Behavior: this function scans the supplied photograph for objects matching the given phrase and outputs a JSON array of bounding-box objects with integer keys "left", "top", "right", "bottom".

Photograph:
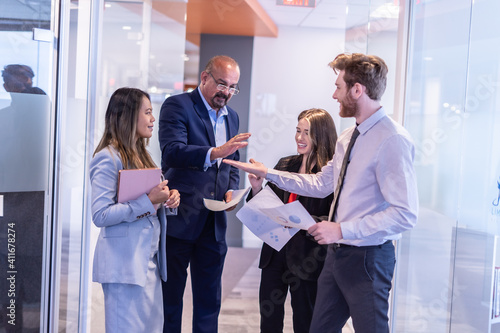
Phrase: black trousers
[
  {"left": 259, "top": 248, "right": 318, "bottom": 333},
  {"left": 310, "top": 241, "right": 396, "bottom": 333}
]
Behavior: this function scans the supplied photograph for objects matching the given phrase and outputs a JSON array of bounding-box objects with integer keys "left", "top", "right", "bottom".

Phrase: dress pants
[
  {"left": 162, "top": 216, "right": 228, "bottom": 333},
  {"left": 310, "top": 241, "right": 395, "bottom": 333},
  {"left": 259, "top": 248, "right": 318, "bottom": 333}
]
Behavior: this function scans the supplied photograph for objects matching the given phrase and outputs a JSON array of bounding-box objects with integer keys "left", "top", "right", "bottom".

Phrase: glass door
[
  {"left": 87, "top": 1, "right": 187, "bottom": 330},
  {"left": 0, "top": 0, "right": 54, "bottom": 331}
]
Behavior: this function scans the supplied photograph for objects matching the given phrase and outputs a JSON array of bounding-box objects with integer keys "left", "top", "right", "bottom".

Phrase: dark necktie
[{"left": 328, "top": 127, "right": 360, "bottom": 221}]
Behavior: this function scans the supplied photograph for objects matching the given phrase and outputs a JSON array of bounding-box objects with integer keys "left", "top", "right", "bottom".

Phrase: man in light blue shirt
[
  {"left": 201, "top": 86, "right": 228, "bottom": 169},
  {"left": 159, "top": 55, "right": 251, "bottom": 333},
  {"left": 224, "top": 53, "right": 418, "bottom": 333}
]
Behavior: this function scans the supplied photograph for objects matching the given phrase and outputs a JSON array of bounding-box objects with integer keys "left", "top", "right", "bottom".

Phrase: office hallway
[
  {"left": 90, "top": 247, "right": 354, "bottom": 332},
  {"left": 215, "top": 247, "right": 353, "bottom": 333}
]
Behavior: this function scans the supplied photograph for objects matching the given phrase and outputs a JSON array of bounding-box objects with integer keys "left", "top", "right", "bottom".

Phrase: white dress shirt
[{"left": 266, "top": 107, "right": 418, "bottom": 246}]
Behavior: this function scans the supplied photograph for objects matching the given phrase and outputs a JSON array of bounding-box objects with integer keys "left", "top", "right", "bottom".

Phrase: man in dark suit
[{"left": 159, "top": 55, "right": 250, "bottom": 333}]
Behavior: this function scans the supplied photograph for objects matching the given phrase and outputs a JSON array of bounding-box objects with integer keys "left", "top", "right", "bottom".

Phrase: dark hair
[
  {"left": 2, "top": 64, "right": 35, "bottom": 93},
  {"left": 298, "top": 108, "right": 337, "bottom": 174},
  {"left": 328, "top": 53, "right": 388, "bottom": 101},
  {"left": 93, "top": 87, "right": 155, "bottom": 169}
]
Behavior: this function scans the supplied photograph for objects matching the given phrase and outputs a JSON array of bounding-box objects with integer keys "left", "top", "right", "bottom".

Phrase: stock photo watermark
[{"left": 4, "top": 222, "right": 18, "bottom": 326}]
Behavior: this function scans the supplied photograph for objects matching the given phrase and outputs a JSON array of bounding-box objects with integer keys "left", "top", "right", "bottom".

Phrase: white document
[
  {"left": 203, "top": 187, "right": 251, "bottom": 211},
  {"left": 260, "top": 200, "right": 317, "bottom": 230},
  {"left": 236, "top": 187, "right": 301, "bottom": 251}
]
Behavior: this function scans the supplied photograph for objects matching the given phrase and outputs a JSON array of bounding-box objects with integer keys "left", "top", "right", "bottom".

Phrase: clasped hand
[{"left": 148, "top": 180, "right": 181, "bottom": 209}]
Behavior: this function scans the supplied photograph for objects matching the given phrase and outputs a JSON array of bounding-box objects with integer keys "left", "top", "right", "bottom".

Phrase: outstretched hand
[
  {"left": 222, "top": 158, "right": 268, "bottom": 179},
  {"left": 210, "top": 133, "right": 251, "bottom": 160}
]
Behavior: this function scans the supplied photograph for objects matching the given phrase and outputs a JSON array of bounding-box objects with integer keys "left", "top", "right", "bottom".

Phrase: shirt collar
[
  {"left": 197, "top": 86, "right": 228, "bottom": 119},
  {"left": 357, "top": 106, "right": 386, "bottom": 135}
]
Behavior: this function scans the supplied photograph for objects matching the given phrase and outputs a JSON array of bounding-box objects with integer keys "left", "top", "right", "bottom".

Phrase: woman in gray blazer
[{"left": 89, "top": 87, "right": 179, "bottom": 332}]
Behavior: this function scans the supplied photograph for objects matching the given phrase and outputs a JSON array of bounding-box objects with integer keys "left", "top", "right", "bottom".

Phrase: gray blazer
[{"left": 89, "top": 146, "right": 167, "bottom": 286}]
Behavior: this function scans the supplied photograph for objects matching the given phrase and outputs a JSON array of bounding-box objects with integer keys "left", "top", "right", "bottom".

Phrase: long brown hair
[
  {"left": 93, "top": 87, "right": 156, "bottom": 169},
  {"left": 298, "top": 108, "right": 337, "bottom": 174}
]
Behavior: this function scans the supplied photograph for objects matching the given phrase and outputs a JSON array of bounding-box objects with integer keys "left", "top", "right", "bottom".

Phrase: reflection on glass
[
  {"left": 0, "top": 2, "right": 53, "bottom": 331},
  {"left": 0, "top": 65, "right": 50, "bottom": 333},
  {"left": 343, "top": 0, "right": 399, "bottom": 125},
  {"left": 2, "top": 65, "right": 46, "bottom": 95},
  {"left": 55, "top": 0, "right": 92, "bottom": 331},
  {"left": 449, "top": 0, "right": 500, "bottom": 331},
  {"left": 0, "top": 64, "right": 50, "bottom": 192},
  {"left": 393, "top": 0, "right": 500, "bottom": 332},
  {"left": 99, "top": 0, "right": 186, "bottom": 165},
  {"left": 394, "top": 0, "right": 473, "bottom": 330},
  {"left": 0, "top": 0, "right": 56, "bottom": 326}
]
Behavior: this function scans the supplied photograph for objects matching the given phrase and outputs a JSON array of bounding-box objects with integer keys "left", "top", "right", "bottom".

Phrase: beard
[
  {"left": 339, "top": 93, "right": 359, "bottom": 118},
  {"left": 211, "top": 92, "right": 229, "bottom": 109}
]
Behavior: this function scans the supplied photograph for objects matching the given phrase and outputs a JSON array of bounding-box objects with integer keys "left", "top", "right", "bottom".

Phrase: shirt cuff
[
  {"left": 203, "top": 148, "right": 216, "bottom": 171},
  {"left": 265, "top": 168, "right": 282, "bottom": 184},
  {"left": 339, "top": 222, "right": 353, "bottom": 240}
]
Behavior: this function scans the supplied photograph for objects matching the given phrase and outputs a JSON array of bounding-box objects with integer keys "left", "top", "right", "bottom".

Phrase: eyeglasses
[{"left": 208, "top": 72, "right": 240, "bottom": 95}]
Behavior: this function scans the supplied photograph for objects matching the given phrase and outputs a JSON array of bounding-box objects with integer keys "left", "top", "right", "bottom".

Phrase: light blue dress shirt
[
  {"left": 266, "top": 107, "right": 418, "bottom": 246},
  {"left": 198, "top": 87, "right": 228, "bottom": 170}
]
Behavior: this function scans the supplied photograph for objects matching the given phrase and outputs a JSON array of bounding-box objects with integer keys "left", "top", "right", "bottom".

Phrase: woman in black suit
[{"left": 248, "top": 108, "right": 338, "bottom": 333}]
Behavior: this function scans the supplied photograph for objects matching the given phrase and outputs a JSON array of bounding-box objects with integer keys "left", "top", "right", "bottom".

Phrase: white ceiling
[
  {"left": 96, "top": 0, "right": 400, "bottom": 88},
  {"left": 257, "top": 0, "right": 397, "bottom": 30},
  {"left": 257, "top": 0, "right": 347, "bottom": 29}
]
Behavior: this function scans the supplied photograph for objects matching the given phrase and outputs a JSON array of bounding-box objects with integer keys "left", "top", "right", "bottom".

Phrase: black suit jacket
[{"left": 256, "top": 155, "right": 333, "bottom": 281}]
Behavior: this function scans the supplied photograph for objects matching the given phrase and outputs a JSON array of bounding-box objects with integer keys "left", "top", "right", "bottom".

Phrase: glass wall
[
  {"left": 392, "top": 0, "right": 472, "bottom": 331},
  {"left": 0, "top": 0, "right": 54, "bottom": 332},
  {"left": 47, "top": 0, "right": 187, "bottom": 331},
  {"left": 95, "top": 0, "right": 187, "bottom": 166},
  {"left": 344, "top": 0, "right": 400, "bottom": 124},
  {"left": 391, "top": 0, "right": 500, "bottom": 332},
  {"left": 50, "top": 0, "right": 94, "bottom": 330},
  {"left": 343, "top": 0, "right": 500, "bottom": 331},
  {"left": 450, "top": 0, "right": 500, "bottom": 331},
  {"left": 0, "top": 0, "right": 188, "bottom": 331},
  {"left": 87, "top": 1, "right": 187, "bottom": 331}
]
